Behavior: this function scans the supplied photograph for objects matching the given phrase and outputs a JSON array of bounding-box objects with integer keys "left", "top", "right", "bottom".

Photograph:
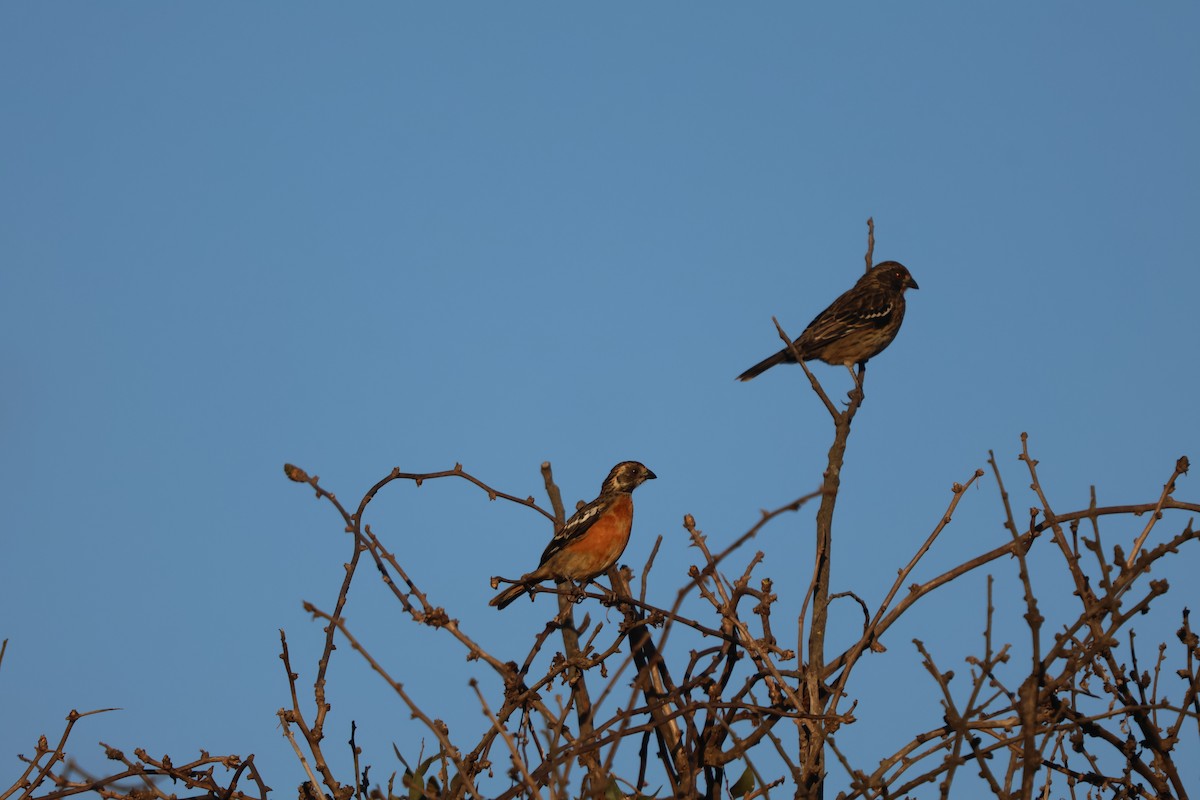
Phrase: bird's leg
[
  {"left": 569, "top": 581, "right": 588, "bottom": 604},
  {"left": 846, "top": 362, "right": 866, "bottom": 404}
]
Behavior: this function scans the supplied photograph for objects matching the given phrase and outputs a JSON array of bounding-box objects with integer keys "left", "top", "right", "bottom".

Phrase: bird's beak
[
  {"left": 907, "top": 276, "right": 920, "bottom": 290},
  {"left": 644, "top": 469, "right": 658, "bottom": 481}
]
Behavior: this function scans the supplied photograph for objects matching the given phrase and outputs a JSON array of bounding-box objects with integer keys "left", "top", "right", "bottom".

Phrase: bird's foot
[
  {"left": 844, "top": 362, "right": 866, "bottom": 405},
  {"left": 597, "top": 583, "right": 622, "bottom": 607}
]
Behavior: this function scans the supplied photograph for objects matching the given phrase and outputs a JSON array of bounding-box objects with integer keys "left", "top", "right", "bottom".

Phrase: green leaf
[
  {"left": 418, "top": 753, "right": 441, "bottom": 775},
  {"left": 406, "top": 773, "right": 423, "bottom": 800},
  {"left": 730, "top": 767, "right": 755, "bottom": 798}
]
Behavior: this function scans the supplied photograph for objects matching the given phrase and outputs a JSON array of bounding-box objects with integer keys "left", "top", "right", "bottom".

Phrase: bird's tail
[
  {"left": 736, "top": 348, "right": 794, "bottom": 381},
  {"left": 489, "top": 582, "right": 529, "bottom": 610}
]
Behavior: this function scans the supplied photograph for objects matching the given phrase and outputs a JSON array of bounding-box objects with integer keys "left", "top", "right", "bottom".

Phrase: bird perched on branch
[
  {"left": 737, "top": 260, "right": 919, "bottom": 382},
  {"left": 490, "top": 461, "right": 656, "bottom": 610}
]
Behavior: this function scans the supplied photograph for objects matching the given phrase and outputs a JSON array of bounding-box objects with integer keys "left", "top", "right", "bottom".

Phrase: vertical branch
[
  {"left": 796, "top": 218, "right": 877, "bottom": 798},
  {"left": 1170, "top": 607, "right": 1200, "bottom": 743},
  {"left": 989, "top": 443, "right": 1046, "bottom": 795},
  {"left": 799, "top": 398, "right": 861, "bottom": 798},
  {"left": 608, "top": 566, "right": 692, "bottom": 796},
  {"left": 540, "top": 461, "right": 566, "bottom": 523},
  {"left": 282, "top": 464, "right": 368, "bottom": 751},
  {"left": 1014, "top": 442, "right": 1050, "bottom": 799},
  {"left": 540, "top": 462, "right": 605, "bottom": 796}
]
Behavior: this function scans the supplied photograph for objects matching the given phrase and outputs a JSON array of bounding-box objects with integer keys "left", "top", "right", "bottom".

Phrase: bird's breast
[{"left": 549, "top": 494, "right": 634, "bottom": 579}]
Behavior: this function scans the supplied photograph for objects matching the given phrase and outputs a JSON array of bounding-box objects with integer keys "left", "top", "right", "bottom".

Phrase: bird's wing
[
  {"left": 537, "top": 494, "right": 613, "bottom": 566},
  {"left": 799, "top": 287, "right": 897, "bottom": 349}
]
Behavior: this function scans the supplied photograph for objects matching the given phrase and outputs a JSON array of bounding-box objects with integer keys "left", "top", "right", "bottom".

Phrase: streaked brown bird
[
  {"left": 737, "top": 260, "right": 919, "bottom": 382},
  {"left": 490, "top": 461, "right": 656, "bottom": 610}
]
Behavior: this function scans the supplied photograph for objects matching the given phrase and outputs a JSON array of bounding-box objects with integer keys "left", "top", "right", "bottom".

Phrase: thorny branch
[
  {"left": 6, "top": 439, "right": 1194, "bottom": 800},
  {"left": 7, "top": 228, "right": 1196, "bottom": 800}
]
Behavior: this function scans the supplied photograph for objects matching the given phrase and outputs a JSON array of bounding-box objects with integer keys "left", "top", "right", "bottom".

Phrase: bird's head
[
  {"left": 870, "top": 261, "right": 919, "bottom": 292},
  {"left": 602, "top": 461, "right": 657, "bottom": 494}
]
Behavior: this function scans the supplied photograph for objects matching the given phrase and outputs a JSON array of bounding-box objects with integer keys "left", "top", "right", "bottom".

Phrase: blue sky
[{"left": 2, "top": 4, "right": 1197, "bottom": 795}]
